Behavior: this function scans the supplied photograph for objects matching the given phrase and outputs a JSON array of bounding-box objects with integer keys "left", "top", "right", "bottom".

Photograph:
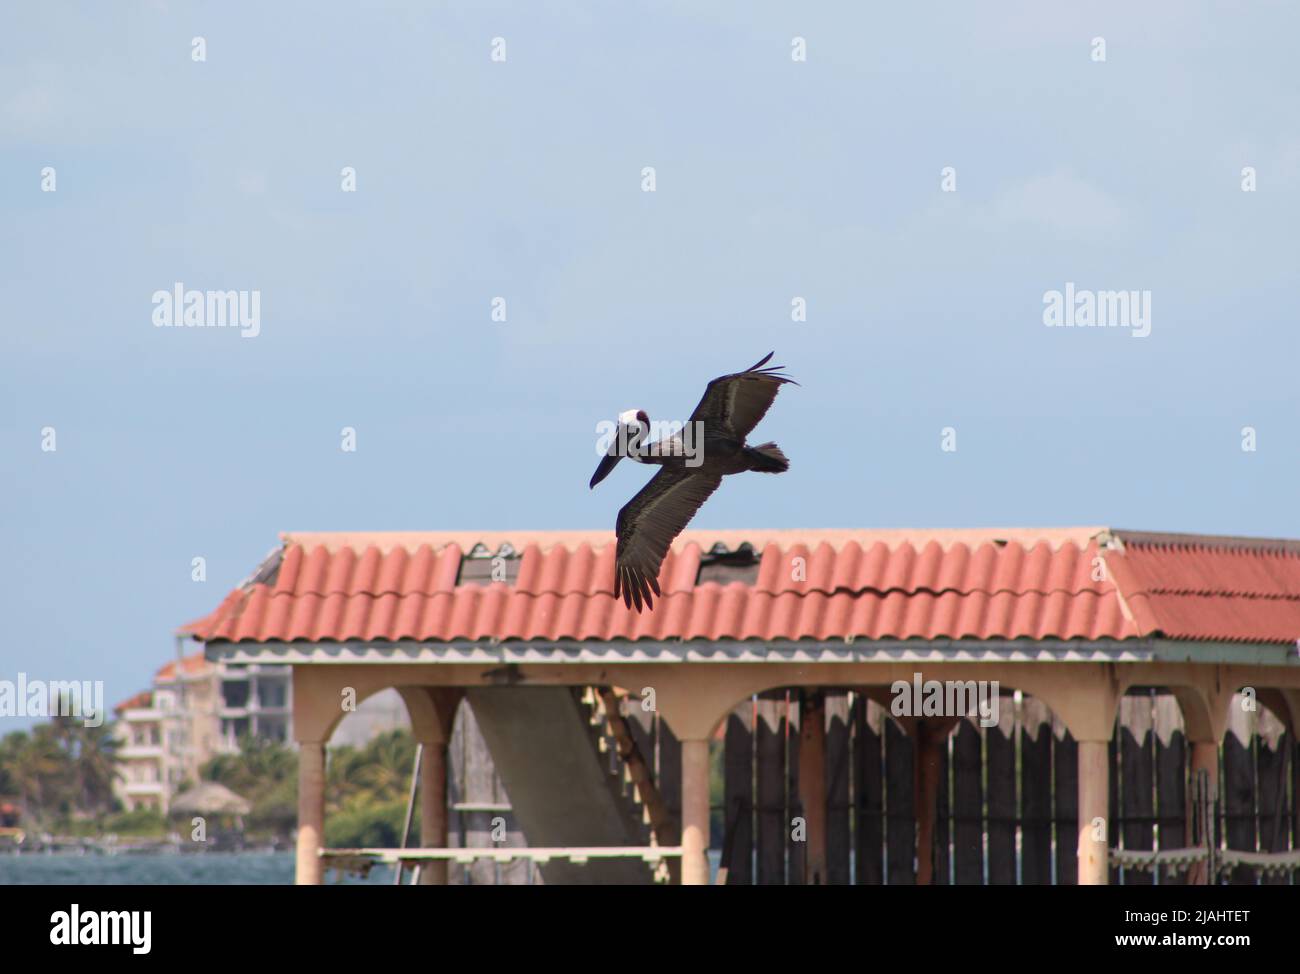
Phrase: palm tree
[
  {"left": 0, "top": 731, "right": 24, "bottom": 795},
  {"left": 6, "top": 727, "right": 67, "bottom": 821},
  {"left": 326, "top": 745, "right": 370, "bottom": 810},
  {"left": 241, "top": 736, "right": 296, "bottom": 786},
  {"left": 201, "top": 736, "right": 296, "bottom": 802},
  {"left": 65, "top": 722, "right": 120, "bottom": 815},
  {"left": 353, "top": 730, "right": 415, "bottom": 802}
]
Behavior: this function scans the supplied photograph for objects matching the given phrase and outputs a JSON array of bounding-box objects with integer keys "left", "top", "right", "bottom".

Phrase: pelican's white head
[
  {"left": 591, "top": 409, "right": 650, "bottom": 489},
  {"left": 618, "top": 408, "right": 650, "bottom": 432}
]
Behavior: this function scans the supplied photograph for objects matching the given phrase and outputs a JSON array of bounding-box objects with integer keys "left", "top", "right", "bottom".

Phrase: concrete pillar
[
  {"left": 295, "top": 741, "right": 326, "bottom": 886},
  {"left": 1187, "top": 740, "right": 1219, "bottom": 884},
  {"left": 915, "top": 722, "right": 944, "bottom": 885},
  {"left": 418, "top": 741, "right": 448, "bottom": 885},
  {"left": 1076, "top": 739, "right": 1109, "bottom": 885},
  {"left": 681, "top": 738, "right": 710, "bottom": 885},
  {"left": 798, "top": 693, "right": 827, "bottom": 884}
]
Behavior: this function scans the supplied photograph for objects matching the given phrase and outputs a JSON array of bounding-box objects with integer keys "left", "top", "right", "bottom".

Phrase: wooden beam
[
  {"left": 915, "top": 717, "right": 957, "bottom": 885},
  {"left": 1153, "top": 695, "right": 1187, "bottom": 886},
  {"left": 595, "top": 688, "right": 676, "bottom": 844},
  {"left": 1021, "top": 698, "right": 1053, "bottom": 885},
  {"left": 756, "top": 693, "right": 784, "bottom": 885},
  {"left": 885, "top": 716, "right": 915, "bottom": 885},
  {"left": 1053, "top": 716, "right": 1078, "bottom": 885},
  {"left": 952, "top": 718, "right": 984, "bottom": 885},
  {"left": 825, "top": 691, "right": 851, "bottom": 884},
  {"left": 855, "top": 697, "right": 883, "bottom": 885},
  {"left": 1119, "top": 694, "right": 1154, "bottom": 885},
  {"left": 798, "top": 691, "right": 827, "bottom": 884},
  {"left": 722, "top": 701, "right": 754, "bottom": 885}
]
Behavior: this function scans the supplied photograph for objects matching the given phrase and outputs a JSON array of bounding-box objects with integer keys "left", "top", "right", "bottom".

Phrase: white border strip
[{"left": 205, "top": 637, "right": 1175, "bottom": 665}]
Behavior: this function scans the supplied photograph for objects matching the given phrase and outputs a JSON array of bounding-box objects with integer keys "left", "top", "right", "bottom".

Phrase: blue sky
[{"left": 1, "top": 1, "right": 1298, "bottom": 719}]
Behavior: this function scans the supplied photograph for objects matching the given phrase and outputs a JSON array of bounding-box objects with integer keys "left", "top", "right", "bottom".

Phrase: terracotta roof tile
[
  {"left": 179, "top": 528, "right": 1300, "bottom": 646},
  {"left": 154, "top": 649, "right": 212, "bottom": 681},
  {"left": 113, "top": 690, "right": 154, "bottom": 714}
]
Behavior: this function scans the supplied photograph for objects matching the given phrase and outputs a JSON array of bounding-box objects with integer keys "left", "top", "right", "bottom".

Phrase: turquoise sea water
[{"left": 0, "top": 851, "right": 388, "bottom": 885}]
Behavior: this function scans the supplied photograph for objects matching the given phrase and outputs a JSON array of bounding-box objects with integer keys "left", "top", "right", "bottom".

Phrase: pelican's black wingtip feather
[
  {"left": 615, "top": 566, "right": 655, "bottom": 614},
  {"left": 740, "top": 352, "right": 797, "bottom": 382},
  {"left": 748, "top": 366, "right": 799, "bottom": 387}
]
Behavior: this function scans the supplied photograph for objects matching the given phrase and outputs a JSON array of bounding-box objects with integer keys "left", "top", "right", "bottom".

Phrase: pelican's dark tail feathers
[{"left": 745, "top": 442, "right": 789, "bottom": 473}]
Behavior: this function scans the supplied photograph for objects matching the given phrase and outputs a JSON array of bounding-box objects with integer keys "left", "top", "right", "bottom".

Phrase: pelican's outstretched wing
[
  {"left": 686, "top": 351, "right": 797, "bottom": 441},
  {"left": 613, "top": 467, "right": 723, "bottom": 612}
]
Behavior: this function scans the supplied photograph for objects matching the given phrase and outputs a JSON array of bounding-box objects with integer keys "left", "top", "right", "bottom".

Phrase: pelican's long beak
[{"left": 589, "top": 451, "right": 622, "bottom": 489}]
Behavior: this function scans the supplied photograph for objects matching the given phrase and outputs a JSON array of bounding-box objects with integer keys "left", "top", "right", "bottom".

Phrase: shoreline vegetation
[{"left": 0, "top": 720, "right": 426, "bottom": 853}]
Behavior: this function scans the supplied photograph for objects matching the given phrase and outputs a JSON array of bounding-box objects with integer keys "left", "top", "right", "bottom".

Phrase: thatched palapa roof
[{"left": 169, "top": 781, "right": 251, "bottom": 817}]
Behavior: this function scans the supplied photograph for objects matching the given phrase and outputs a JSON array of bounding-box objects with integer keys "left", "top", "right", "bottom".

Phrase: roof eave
[{"left": 204, "top": 636, "right": 1180, "bottom": 666}]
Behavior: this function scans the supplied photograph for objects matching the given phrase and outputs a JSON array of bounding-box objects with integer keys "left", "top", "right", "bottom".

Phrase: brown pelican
[{"left": 589, "top": 351, "right": 796, "bottom": 612}]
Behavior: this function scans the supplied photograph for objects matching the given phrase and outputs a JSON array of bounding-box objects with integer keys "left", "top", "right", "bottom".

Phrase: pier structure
[{"left": 182, "top": 528, "right": 1300, "bottom": 886}]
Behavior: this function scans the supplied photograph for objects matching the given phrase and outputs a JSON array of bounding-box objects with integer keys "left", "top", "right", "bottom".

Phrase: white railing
[{"left": 321, "top": 845, "right": 681, "bottom": 866}]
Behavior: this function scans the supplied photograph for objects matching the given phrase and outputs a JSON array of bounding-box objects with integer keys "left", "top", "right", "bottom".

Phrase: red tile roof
[
  {"left": 114, "top": 652, "right": 212, "bottom": 717},
  {"left": 1104, "top": 531, "right": 1300, "bottom": 643},
  {"left": 113, "top": 690, "right": 154, "bottom": 714},
  {"left": 179, "top": 528, "right": 1300, "bottom": 646},
  {"left": 154, "top": 649, "right": 212, "bottom": 682}
]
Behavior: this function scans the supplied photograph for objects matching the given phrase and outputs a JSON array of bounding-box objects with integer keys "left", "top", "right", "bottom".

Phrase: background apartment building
[
  {"left": 113, "top": 651, "right": 218, "bottom": 813},
  {"left": 114, "top": 648, "right": 405, "bottom": 812}
]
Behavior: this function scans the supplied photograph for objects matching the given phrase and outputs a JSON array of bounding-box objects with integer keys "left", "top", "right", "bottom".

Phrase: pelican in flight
[{"left": 589, "top": 351, "right": 796, "bottom": 612}]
